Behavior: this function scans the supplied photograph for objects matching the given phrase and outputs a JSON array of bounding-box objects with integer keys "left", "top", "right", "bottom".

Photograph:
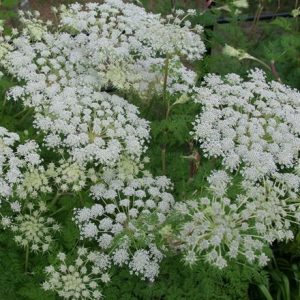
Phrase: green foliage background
[{"left": 0, "top": 0, "right": 299, "bottom": 299}]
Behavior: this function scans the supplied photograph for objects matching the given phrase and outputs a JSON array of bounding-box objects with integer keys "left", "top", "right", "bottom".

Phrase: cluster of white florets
[
  {"left": 46, "top": 158, "right": 98, "bottom": 193},
  {"left": 19, "top": 10, "right": 50, "bottom": 41},
  {"left": 2, "top": 0, "right": 205, "bottom": 120},
  {"left": 74, "top": 172, "right": 174, "bottom": 280},
  {"left": 57, "top": 0, "right": 205, "bottom": 60},
  {"left": 3, "top": 1, "right": 300, "bottom": 299},
  {"left": 0, "top": 126, "right": 41, "bottom": 200},
  {"left": 0, "top": 33, "right": 13, "bottom": 62},
  {"left": 1, "top": 201, "right": 60, "bottom": 252},
  {"left": 175, "top": 171, "right": 268, "bottom": 268},
  {"left": 42, "top": 247, "right": 110, "bottom": 299},
  {"left": 175, "top": 170, "right": 300, "bottom": 269},
  {"left": 129, "top": 56, "right": 198, "bottom": 99},
  {"left": 107, "top": 240, "right": 164, "bottom": 281},
  {"left": 15, "top": 165, "right": 50, "bottom": 199},
  {"left": 15, "top": 157, "right": 98, "bottom": 199},
  {"left": 0, "top": 2, "right": 198, "bottom": 290},
  {"left": 74, "top": 173, "right": 174, "bottom": 247},
  {"left": 193, "top": 69, "right": 300, "bottom": 181},
  {"left": 242, "top": 173, "right": 300, "bottom": 242},
  {"left": 32, "top": 90, "right": 150, "bottom": 165},
  {"left": 128, "top": 244, "right": 164, "bottom": 281},
  {"left": 189, "top": 70, "right": 300, "bottom": 269},
  {"left": 8, "top": 83, "right": 150, "bottom": 165}
]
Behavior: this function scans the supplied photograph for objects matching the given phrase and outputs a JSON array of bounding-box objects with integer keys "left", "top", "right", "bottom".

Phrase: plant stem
[
  {"left": 188, "top": 142, "right": 201, "bottom": 179},
  {"left": 252, "top": 57, "right": 272, "bottom": 72},
  {"left": 14, "top": 108, "right": 28, "bottom": 118},
  {"left": 2, "top": 94, "right": 7, "bottom": 109},
  {"left": 170, "top": 0, "right": 176, "bottom": 12},
  {"left": 162, "top": 56, "right": 170, "bottom": 103},
  {"left": 1, "top": 95, "right": 7, "bottom": 117},
  {"left": 19, "top": 108, "right": 33, "bottom": 123},
  {"left": 50, "top": 192, "right": 61, "bottom": 207},
  {"left": 161, "top": 147, "right": 166, "bottom": 175},
  {"left": 270, "top": 60, "right": 281, "bottom": 82},
  {"left": 246, "top": 56, "right": 281, "bottom": 82},
  {"left": 274, "top": 0, "right": 281, "bottom": 15},
  {"left": 50, "top": 206, "right": 65, "bottom": 217},
  {"left": 161, "top": 55, "right": 170, "bottom": 175},
  {"left": 25, "top": 245, "right": 29, "bottom": 273},
  {"left": 250, "top": 1, "right": 264, "bottom": 35}
]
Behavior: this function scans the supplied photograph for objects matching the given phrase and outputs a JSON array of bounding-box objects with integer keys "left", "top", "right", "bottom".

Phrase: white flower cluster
[
  {"left": 34, "top": 91, "right": 149, "bottom": 165},
  {"left": 19, "top": 10, "right": 49, "bottom": 41},
  {"left": 1, "top": 201, "right": 60, "bottom": 252},
  {"left": 7, "top": 82, "right": 150, "bottom": 165},
  {"left": 2, "top": 2, "right": 300, "bottom": 297},
  {"left": 15, "top": 157, "right": 98, "bottom": 199},
  {"left": 0, "top": 2, "right": 194, "bottom": 289},
  {"left": 193, "top": 69, "right": 300, "bottom": 181},
  {"left": 46, "top": 158, "right": 98, "bottom": 193},
  {"left": 15, "top": 165, "right": 51, "bottom": 199},
  {"left": 127, "top": 244, "right": 163, "bottom": 281},
  {"left": 75, "top": 173, "right": 174, "bottom": 247},
  {"left": 0, "top": 126, "right": 41, "bottom": 201},
  {"left": 242, "top": 173, "right": 300, "bottom": 242},
  {"left": 1, "top": 1, "right": 205, "bottom": 150},
  {"left": 129, "top": 56, "right": 198, "bottom": 99},
  {"left": 0, "top": 33, "right": 13, "bottom": 61},
  {"left": 42, "top": 247, "right": 110, "bottom": 299},
  {"left": 74, "top": 172, "right": 174, "bottom": 280},
  {"left": 175, "top": 170, "right": 300, "bottom": 269},
  {"left": 57, "top": 0, "right": 205, "bottom": 60},
  {"left": 114, "top": 155, "right": 150, "bottom": 181}
]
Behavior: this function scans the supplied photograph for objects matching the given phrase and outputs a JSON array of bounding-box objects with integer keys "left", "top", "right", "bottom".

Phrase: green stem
[
  {"left": 50, "top": 193, "right": 61, "bottom": 207},
  {"left": 161, "top": 55, "right": 171, "bottom": 175},
  {"left": 161, "top": 147, "right": 166, "bottom": 175},
  {"left": 162, "top": 56, "right": 170, "bottom": 103},
  {"left": 19, "top": 108, "right": 33, "bottom": 123},
  {"left": 25, "top": 245, "right": 29, "bottom": 273},
  {"left": 245, "top": 56, "right": 281, "bottom": 82},
  {"left": 250, "top": 2, "right": 264, "bottom": 35},
  {"left": 2, "top": 94, "right": 7, "bottom": 109},
  {"left": 170, "top": 0, "right": 176, "bottom": 12},
  {"left": 252, "top": 57, "right": 272, "bottom": 72},
  {"left": 1, "top": 95, "right": 7, "bottom": 117},
  {"left": 14, "top": 108, "right": 28, "bottom": 118},
  {"left": 50, "top": 206, "right": 66, "bottom": 217}
]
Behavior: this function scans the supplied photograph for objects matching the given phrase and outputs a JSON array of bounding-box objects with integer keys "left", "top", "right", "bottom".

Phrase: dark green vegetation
[{"left": 0, "top": 0, "right": 299, "bottom": 299}]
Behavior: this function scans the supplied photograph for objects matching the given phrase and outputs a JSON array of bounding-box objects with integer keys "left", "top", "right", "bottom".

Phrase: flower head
[
  {"left": 193, "top": 69, "right": 300, "bottom": 182},
  {"left": 2, "top": 201, "right": 60, "bottom": 252},
  {"left": 74, "top": 171, "right": 174, "bottom": 280},
  {"left": 43, "top": 247, "right": 110, "bottom": 299},
  {"left": 0, "top": 127, "right": 41, "bottom": 200},
  {"left": 175, "top": 169, "right": 300, "bottom": 269}
]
